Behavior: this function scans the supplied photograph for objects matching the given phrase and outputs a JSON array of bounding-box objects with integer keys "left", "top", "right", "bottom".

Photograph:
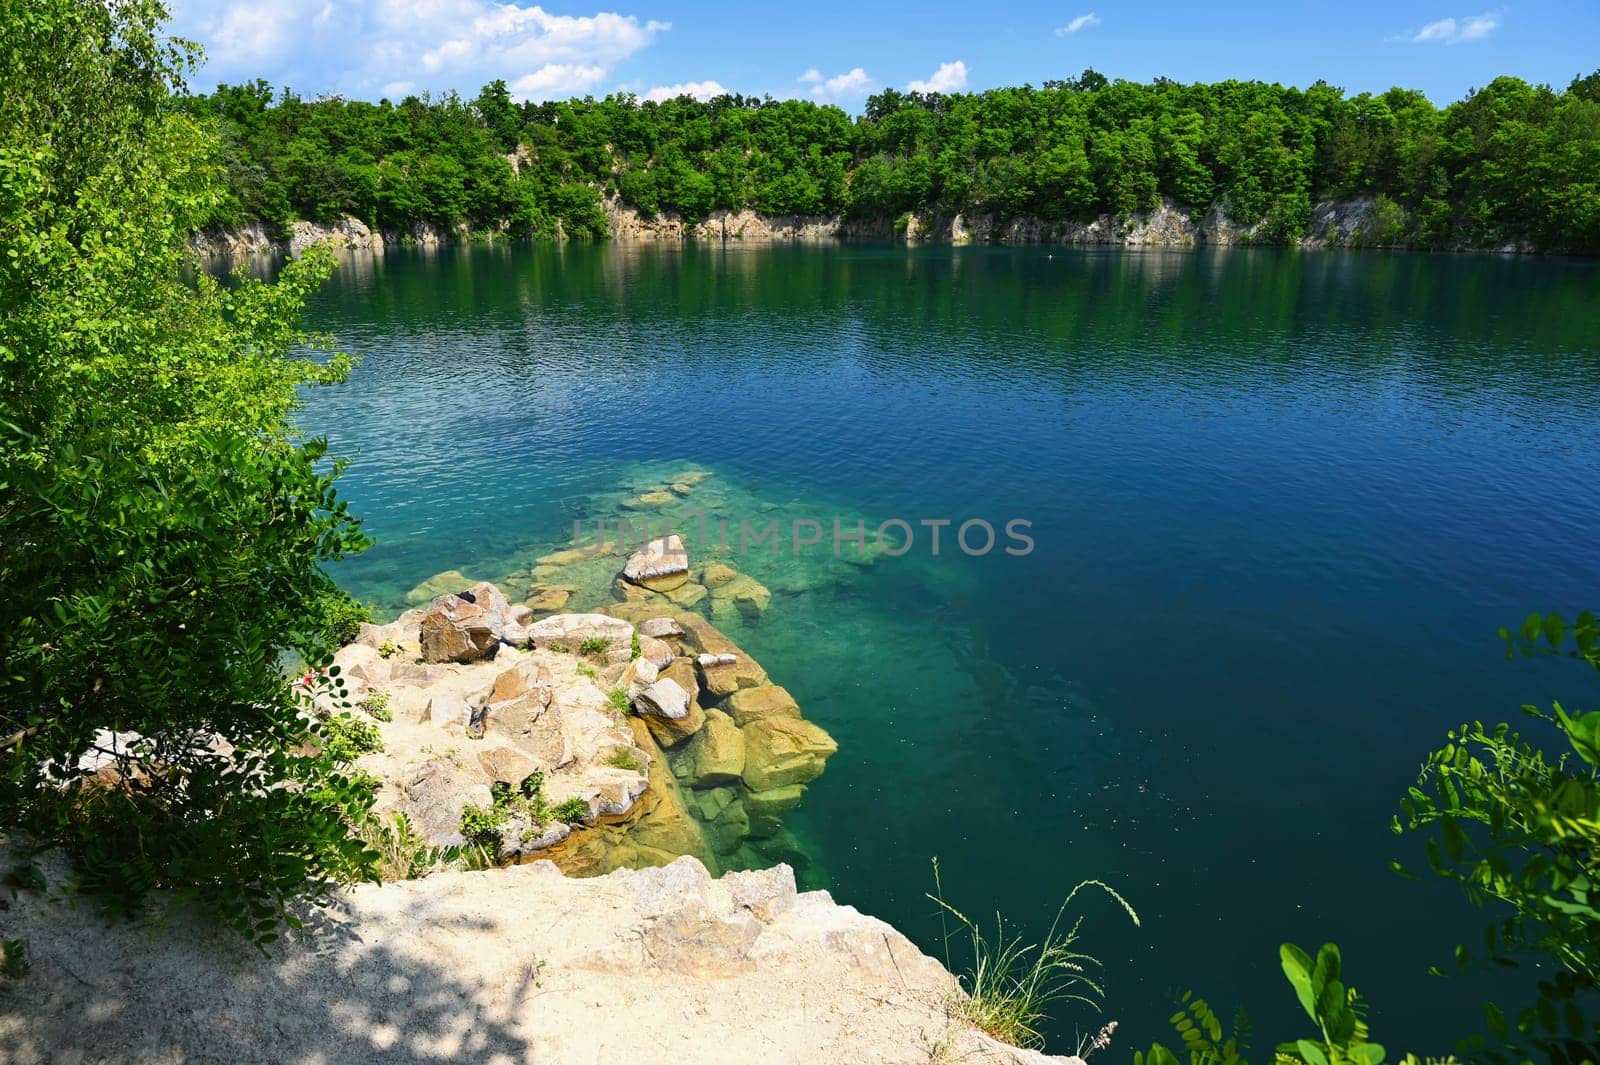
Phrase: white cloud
[
  {"left": 801, "top": 67, "right": 873, "bottom": 102},
  {"left": 170, "top": 0, "right": 669, "bottom": 99},
  {"left": 1055, "top": 12, "right": 1100, "bottom": 35},
  {"left": 907, "top": 60, "right": 968, "bottom": 94},
  {"left": 510, "top": 63, "right": 608, "bottom": 98},
  {"left": 644, "top": 79, "right": 728, "bottom": 102},
  {"left": 1408, "top": 12, "right": 1499, "bottom": 43}
]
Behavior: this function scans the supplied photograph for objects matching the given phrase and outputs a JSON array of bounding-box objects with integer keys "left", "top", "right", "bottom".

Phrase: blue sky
[{"left": 166, "top": 0, "right": 1600, "bottom": 107}]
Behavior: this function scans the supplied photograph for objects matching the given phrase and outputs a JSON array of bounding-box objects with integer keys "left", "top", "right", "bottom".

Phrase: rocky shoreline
[
  {"left": 192, "top": 194, "right": 1536, "bottom": 260},
  {"left": 327, "top": 488, "right": 836, "bottom": 879}
]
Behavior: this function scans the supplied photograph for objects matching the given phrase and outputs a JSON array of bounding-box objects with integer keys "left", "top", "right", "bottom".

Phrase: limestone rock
[
  {"left": 621, "top": 534, "right": 690, "bottom": 591},
  {"left": 621, "top": 490, "right": 676, "bottom": 510},
  {"left": 742, "top": 717, "right": 838, "bottom": 791},
  {"left": 709, "top": 573, "right": 772, "bottom": 620},
  {"left": 633, "top": 678, "right": 691, "bottom": 720},
  {"left": 724, "top": 684, "right": 801, "bottom": 727},
  {"left": 634, "top": 678, "right": 706, "bottom": 747},
  {"left": 636, "top": 633, "right": 675, "bottom": 670},
  {"left": 702, "top": 561, "right": 738, "bottom": 587},
  {"left": 673, "top": 709, "right": 745, "bottom": 787},
  {"left": 698, "top": 654, "right": 769, "bottom": 700},
  {"left": 402, "top": 756, "right": 492, "bottom": 846},
  {"left": 638, "top": 616, "right": 685, "bottom": 640},
  {"left": 524, "top": 584, "right": 574, "bottom": 614},
  {"left": 744, "top": 784, "right": 805, "bottom": 838},
  {"left": 477, "top": 746, "right": 536, "bottom": 785},
  {"left": 708, "top": 799, "right": 750, "bottom": 855},
  {"left": 663, "top": 581, "right": 708, "bottom": 607},
  {"left": 419, "top": 595, "right": 500, "bottom": 664},
  {"left": 526, "top": 613, "right": 635, "bottom": 663},
  {"left": 404, "top": 569, "right": 480, "bottom": 605}
]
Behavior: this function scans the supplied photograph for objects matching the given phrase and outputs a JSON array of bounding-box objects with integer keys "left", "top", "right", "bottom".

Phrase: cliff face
[
  {"left": 0, "top": 844, "right": 1070, "bottom": 1065},
  {"left": 189, "top": 196, "right": 1465, "bottom": 258}
]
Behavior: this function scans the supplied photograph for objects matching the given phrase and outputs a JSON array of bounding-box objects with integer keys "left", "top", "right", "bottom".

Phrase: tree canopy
[{"left": 184, "top": 69, "right": 1600, "bottom": 252}]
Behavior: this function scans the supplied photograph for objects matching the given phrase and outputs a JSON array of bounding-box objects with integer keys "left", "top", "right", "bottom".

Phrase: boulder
[
  {"left": 426, "top": 690, "right": 470, "bottom": 728},
  {"left": 636, "top": 634, "right": 675, "bottom": 670},
  {"left": 743, "top": 784, "right": 806, "bottom": 838},
  {"left": 419, "top": 595, "right": 500, "bottom": 664},
  {"left": 404, "top": 569, "right": 481, "bottom": 605},
  {"left": 401, "top": 756, "right": 493, "bottom": 847},
  {"left": 536, "top": 542, "right": 619, "bottom": 567},
  {"left": 621, "top": 657, "right": 659, "bottom": 696},
  {"left": 633, "top": 678, "right": 690, "bottom": 720},
  {"left": 673, "top": 709, "right": 745, "bottom": 788},
  {"left": 621, "top": 535, "right": 691, "bottom": 591},
  {"left": 694, "top": 786, "right": 736, "bottom": 822},
  {"left": 638, "top": 616, "right": 685, "bottom": 640},
  {"left": 742, "top": 718, "right": 838, "bottom": 791},
  {"left": 668, "top": 469, "right": 714, "bottom": 486},
  {"left": 634, "top": 677, "right": 706, "bottom": 748},
  {"left": 709, "top": 573, "right": 772, "bottom": 620},
  {"left": 526, "top": 613, "right": 635, "bottom": 663},
  {"left": 708, "top": 799, "right": 750, "bottom": 855},
  {"left": 488, "top": 657, "right": 551, "bottom": 705},
  {"left": 701, "top": 562, "right": 738, "bottom": 588},
  {"left": 621, "top": 490, "right": 676, "bottom": 510},
  {"left": 664, "top": 582, "right": 708, "bottom": 608},
  {"left": 660, "top": 657, "right": 702, "bottom": 704},
  {"left": 478, "top": 746, "right": 536, "bottom": 785},
  {"left": 524, "top": 584, "right": 574, "bottom": 613},
  {"left": 724, "top": 685, "right": 801, "bottom": 727},
  {"left": 698, "top": 655, "right": 769, "bottom": 700}
]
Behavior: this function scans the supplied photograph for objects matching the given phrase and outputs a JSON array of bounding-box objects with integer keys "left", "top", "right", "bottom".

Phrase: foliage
[
  {"left": 604, "top": 747, "right": 641, "bottom": 772},
  {"left": 358, "top": 691, "right": 392, "bottom": 721},
  {"left": 1134, "top": 943, "right": 1424, "bottom": 1065},
  {"left": 552, "top": 797, "right": 588, "bottom": 824},
  {"left": 321, "top": 593, "right": 373, "bottom": 647},
  {"left": 607, "top": 688, "right": 631, "bottom": 715},
  {"left": 928, "top": 857, "right": 1139, "bottom": 1050},
  {"left": 547, "top": 641, "right": 571, "bottom": 654},
  {"left": 0, "top": 0, "right": 377, "bottom": 945},
  {"left": 0, "top": 940, "right": 27, "bottom": 980},
  {"left": 317, "top": 713, "right": 383, "bottom": 762},
  {"left": 576, "top": 662, "right": 598, "bottom": 679},
  {"left": 1392, "top": 611, "right": 1600, "bottom": 1065},
  {"left": 578, "top": 636, "right": 611, "bottom": 657},
  {"left": 457, "top": 801, "right": 507, "bottom": 849},
  {"left": 182, "top": 69, "right": 1600, "bottom": 252},
  {"left": 356, "top": 811, "right": 486, "bottom": 880},
  {"left": 377, "top": 641, "right": 399, "bottom": 659}
]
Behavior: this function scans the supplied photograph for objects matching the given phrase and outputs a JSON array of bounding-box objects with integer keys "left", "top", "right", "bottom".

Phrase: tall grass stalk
[{"left": 929, "top": 857, "right": 1139, "bottom": 1051}]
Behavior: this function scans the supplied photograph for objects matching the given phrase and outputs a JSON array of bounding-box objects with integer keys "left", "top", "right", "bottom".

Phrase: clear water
[{"left": 297, "top": 240, "right": 1600, "bottom": 1053}]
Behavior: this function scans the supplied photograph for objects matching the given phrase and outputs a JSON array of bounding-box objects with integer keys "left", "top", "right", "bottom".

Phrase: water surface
[{"left": 298, "top": 241, "right": 1600, "bottom": 1051}]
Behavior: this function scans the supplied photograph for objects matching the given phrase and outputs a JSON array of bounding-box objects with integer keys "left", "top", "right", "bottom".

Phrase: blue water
[{"left": 297, "top": 241, "right": 1600, "bottom": 1054}]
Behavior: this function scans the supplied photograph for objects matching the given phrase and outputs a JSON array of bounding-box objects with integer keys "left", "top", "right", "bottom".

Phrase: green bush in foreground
[{"left": 0, "top": 0, "right": 377, "bottom": 946}]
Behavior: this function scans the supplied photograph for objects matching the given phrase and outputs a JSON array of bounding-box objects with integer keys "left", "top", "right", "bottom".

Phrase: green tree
[{"left": 0, "top": 0, "right": 378, "bottom": 944}]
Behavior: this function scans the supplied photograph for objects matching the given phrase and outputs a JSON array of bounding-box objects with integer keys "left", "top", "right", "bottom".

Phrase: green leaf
[
  {"left": 1296, "top": 1039, "right": 1330, "bottom": 1065},
  {"left": 1280, "top": 943, "right": 1317, "bottom": 1020}
]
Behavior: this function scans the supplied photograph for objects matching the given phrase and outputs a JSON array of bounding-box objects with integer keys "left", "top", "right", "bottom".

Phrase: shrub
[
  {"left": 553, "top": 797, "right": 588, "bottom": 823},
  {"left": 458, "top": 803, "right": 507, "bottom": 849},
  {"left": 0, "top": 0, "right": 376, "bottom": 947},
  {"left": 358, "top": 812, "right": 482, "bottom": 881},
  {"left": 576, "top": 662, "right": 598, "bottom": 679},
  {"left": 578, "top": 636, "right": 610, "bottom": 657},
  {"left": 358, "top": 691, "right": 392, "bottom": 721},
  {"left": 607, "top": 688, "right": 630, "bottom": 714},
  {"left": 377, "top": 641, "right": 399, "bottom": 659},
  {"left": 318, "top": 713, "right": 384, "bottom": 763},
  {"left": 322, "top": 593, "right": 373, "bottom": 647},
  {"left": 0, "top": 940, "right": 27, "bottom": 980}
]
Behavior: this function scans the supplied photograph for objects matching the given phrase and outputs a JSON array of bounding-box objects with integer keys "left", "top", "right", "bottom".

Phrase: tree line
[{"left": 184, "top": 69, "right": 1600, "bottom": 252}]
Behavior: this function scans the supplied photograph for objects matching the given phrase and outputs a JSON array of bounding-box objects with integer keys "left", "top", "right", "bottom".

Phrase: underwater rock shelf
[{"left": 338, "top": 533, "right": 836, "bottom": 878}]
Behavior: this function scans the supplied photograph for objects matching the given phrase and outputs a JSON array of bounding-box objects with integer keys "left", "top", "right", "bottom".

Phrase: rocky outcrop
[
  {"left": 0, "top": 845, "right": 1077, "bottom": 1065},
  {"left": 606, "top": 197, "right": 842, "bottom": 242},
  {"left": 189, "top": 215, "right": 478, "bottom": 262},
  {"left": 621, "top": 534, "right": 691, "bottom": 591}
]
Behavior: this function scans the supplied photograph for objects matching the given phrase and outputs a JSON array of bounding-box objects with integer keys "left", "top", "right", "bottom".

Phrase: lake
[{"left": 297, "top": 239, "right": 1600, "bottom": 1052}]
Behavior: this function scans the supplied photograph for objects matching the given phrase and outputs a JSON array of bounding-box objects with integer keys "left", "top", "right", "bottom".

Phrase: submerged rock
[
  {"left": 724, "top": 684, "right": 801, "bottom": 726},
  {"left": 621, "top": 534, "right": 690, "bottom": 591},
  {"left": 674, "top": 708, "right": 746, "bottom": 787},
  {"left": 742, "top": 717, "right": 838, "bottom": 791}
]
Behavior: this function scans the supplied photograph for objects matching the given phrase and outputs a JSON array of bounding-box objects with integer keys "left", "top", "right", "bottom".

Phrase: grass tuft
[{"left": 928, "top": 857, "right": 1138, "bottom": 1051}]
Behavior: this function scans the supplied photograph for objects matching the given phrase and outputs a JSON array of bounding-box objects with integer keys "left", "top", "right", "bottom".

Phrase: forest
[{"left": 184, "top": 69, "right": 1600, "bottom": 252}]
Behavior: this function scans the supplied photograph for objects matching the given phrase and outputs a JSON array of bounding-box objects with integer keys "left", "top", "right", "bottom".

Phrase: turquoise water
[{"left": 297, "top": 241, "right": 1600, "bottom": 1052}]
